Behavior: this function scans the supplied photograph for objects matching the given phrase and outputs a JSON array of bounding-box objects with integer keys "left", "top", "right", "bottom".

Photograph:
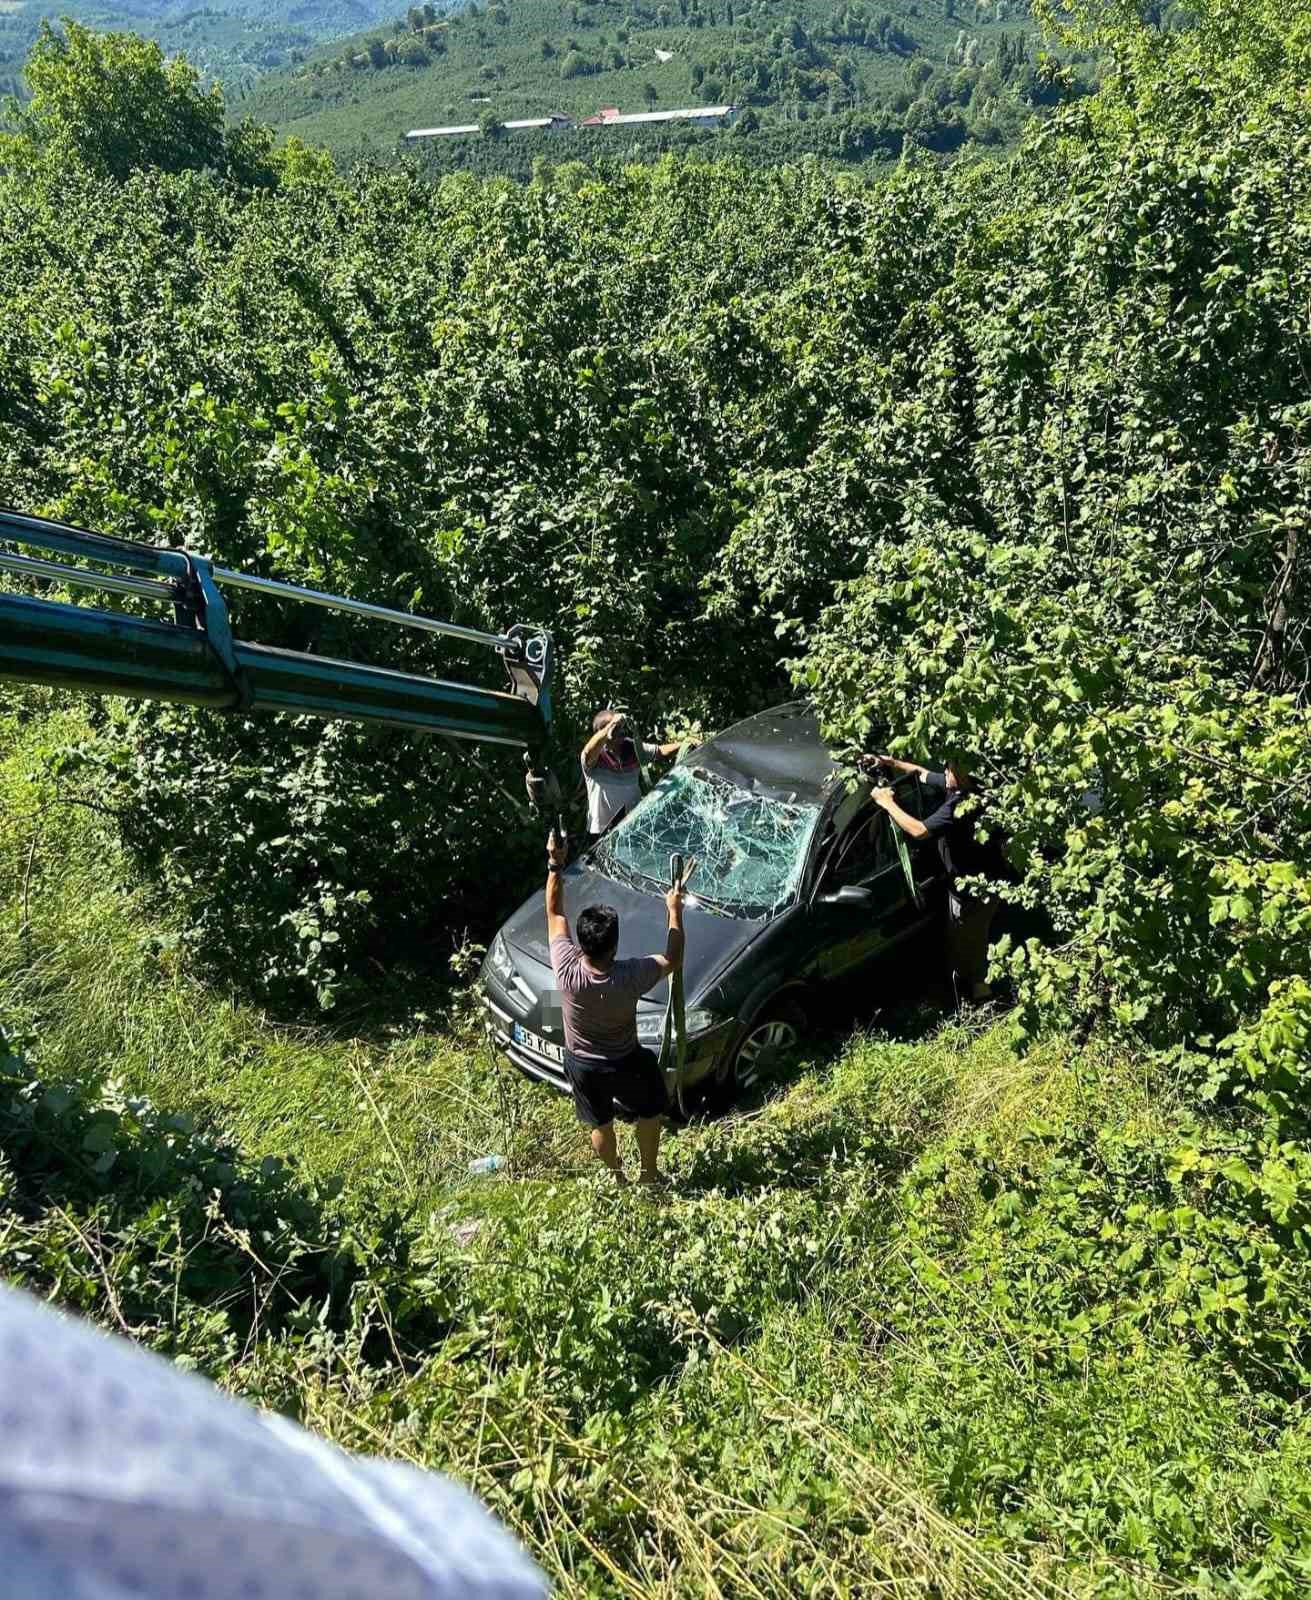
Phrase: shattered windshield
[{"left": 593, "top": 765, "right": 822, "bottom": 918}]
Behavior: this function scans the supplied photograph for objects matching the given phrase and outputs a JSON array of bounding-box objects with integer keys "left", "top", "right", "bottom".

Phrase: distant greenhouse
[
  {"left": 404, "top": 106, "right": 738, "bottom": 140},
  {"left": 405, "top": 115, "right": 572, "bottom": 140},
  {"left": 578, "top": 105, "right": 739, "bottom": 128}
]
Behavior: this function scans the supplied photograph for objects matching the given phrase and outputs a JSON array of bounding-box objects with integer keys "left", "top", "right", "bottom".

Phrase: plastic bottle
[{"left": 468, "top": 1154, "right": 506, "bottom": 1177}]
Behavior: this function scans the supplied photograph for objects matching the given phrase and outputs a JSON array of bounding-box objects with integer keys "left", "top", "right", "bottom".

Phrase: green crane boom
[{"left": 0, "top": 508, "right": 552, "bottom": 762}]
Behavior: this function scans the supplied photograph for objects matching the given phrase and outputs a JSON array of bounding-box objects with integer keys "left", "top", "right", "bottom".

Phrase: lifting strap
[
  {"left": 658, "top": 851, "right": 697, "bottom": 1117},
  {"left": 892, "top": 815, "right": 923, "bottom": 909},
  {"left": 440, "top": 736, "right": 532, "bottom": 819}
]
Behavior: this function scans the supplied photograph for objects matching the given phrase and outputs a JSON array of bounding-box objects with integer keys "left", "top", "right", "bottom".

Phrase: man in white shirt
[{"left": 580, "top": 711, "right": 682, "bottom": 845}]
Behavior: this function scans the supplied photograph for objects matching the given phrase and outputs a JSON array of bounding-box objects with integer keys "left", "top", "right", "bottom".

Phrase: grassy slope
[
  {"left": 5, "top": 698, "right": 1309, "bottom": 1597},
  {"left": 246, "top": 0, "right": 1040, "bottom": 152}
]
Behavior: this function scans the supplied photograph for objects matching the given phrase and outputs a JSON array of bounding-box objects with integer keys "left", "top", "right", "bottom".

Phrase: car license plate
[{"left": 511, "top": 1022, "right": 564, "bottom": 1065}]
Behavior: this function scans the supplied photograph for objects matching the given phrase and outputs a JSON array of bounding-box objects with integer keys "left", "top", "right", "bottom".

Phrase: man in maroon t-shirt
[{"left": 545, "top": 831, "right": 685, "bottom": 1184}]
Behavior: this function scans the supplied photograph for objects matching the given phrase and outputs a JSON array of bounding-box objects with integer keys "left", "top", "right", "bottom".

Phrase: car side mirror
[{"left": 817, "top": 885, "right": 875, "bottom": 908}]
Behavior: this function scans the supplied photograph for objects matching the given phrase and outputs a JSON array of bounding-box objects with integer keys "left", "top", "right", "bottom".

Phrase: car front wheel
[{"left": 704, "top": 996, "right": 806, "bottom": 1114}]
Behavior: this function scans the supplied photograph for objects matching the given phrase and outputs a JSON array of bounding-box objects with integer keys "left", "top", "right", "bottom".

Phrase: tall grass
[{"left": 4, "top": 698, "right": 1307, "bottom": 1598}]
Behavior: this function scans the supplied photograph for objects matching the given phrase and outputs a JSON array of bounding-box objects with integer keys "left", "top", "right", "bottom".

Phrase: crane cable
[{"left": 440, "top": 736, "right": 534, "bottom": 819}]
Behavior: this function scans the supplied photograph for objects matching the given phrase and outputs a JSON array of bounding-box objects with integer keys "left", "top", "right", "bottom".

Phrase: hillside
[
  {"left": 245, "top": 0, "right": 1079, "bottom": 167},
  {"left": 2, "top": 3, "right": 1311, "bottom": 1596},
  {"left": 0, "top": 0, "right": 401, "bottom": 98}
]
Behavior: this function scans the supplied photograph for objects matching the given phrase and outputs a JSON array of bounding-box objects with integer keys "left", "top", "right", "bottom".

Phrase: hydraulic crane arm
[{"left": 0, "top": 508, "right": 552, "bottom": 757}]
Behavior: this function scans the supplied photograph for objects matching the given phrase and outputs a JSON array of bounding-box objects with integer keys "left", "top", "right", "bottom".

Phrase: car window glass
[
  {"left": 823, "top": 775, "right": 924, "bottom": 888},
  {"left": 593, "top": 764, "right": 822, "bottom": 917},
  {"left": 899, "top": 774, "right": 929, "bottom": 819},
  {"left": 826, "top": 808, "right": 888, "bottom": 886}
]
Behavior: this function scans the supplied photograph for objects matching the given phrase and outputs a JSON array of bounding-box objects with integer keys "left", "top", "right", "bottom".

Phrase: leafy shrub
[
  {"left": 0, "top": 137, "right": 857, "bottom": 1004},
  {"left": 0, "top": 1048, "right": 454, "bottom": 1378},
  {"left": 790, "top": 0, "right": 1311, "bottom": 1071}
]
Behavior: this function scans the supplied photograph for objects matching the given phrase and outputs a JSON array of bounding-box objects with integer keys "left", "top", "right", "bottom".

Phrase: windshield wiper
[
  {"left": 687, "top": 889, "right": 742, "bottom": 917},
  {"left": 594, "top": 851, "right": 659, "bottom": 895}
]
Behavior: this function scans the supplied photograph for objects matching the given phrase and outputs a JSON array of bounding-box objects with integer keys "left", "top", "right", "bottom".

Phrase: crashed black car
[{"left": 478, "top": 702, "right": 944, "bottom": 1110}]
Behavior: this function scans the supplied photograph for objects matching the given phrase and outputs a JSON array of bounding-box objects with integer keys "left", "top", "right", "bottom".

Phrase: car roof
[{"left": 691, "top": 701, "right": 838, "bottom": 804}]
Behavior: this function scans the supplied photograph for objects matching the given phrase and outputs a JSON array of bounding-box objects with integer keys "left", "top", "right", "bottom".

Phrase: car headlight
[
  {"left": 636, "top": 1006, "right": 723, "bottom": 1042},
  {"left": 487, "top": 932, "right": 515, "bottom": 985},
  {"left": 684, "top": 1007, "right": 724, "bottom": 1037}
]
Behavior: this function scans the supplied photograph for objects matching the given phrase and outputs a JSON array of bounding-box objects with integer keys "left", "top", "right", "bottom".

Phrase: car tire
[{"left": 703, "top": 996, "right": 807, "bottom": 1115}]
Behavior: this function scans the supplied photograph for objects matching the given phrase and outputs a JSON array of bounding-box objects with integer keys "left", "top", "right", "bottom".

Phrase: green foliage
[
  {"left": 4, "top": 5, "right": 1311, "bottom": 1595},
  {"left": 0, "top": 132, "right": 872, "bottom": 1005},
  {"left": 0, "top": 3, "right": 1304, "bottom": 1035},
  {"left": 0, "top": 1028, "right": 454, "bottom": 1378},
  {"left": 5, "top": 780, "right": 1311, "bottom": 1596},
  {"left": 0, "top": 1, "right": 401, "bottom": 99},
  {"left": 5, "top": 19, "right": 227, "bottom": 179},
  {"left": 786, "top": 2, "right": 1311, "bottom": 1073}
]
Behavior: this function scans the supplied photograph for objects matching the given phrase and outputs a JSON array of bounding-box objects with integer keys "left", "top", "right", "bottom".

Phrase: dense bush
[
  {"left": 778, "top": 2, "right": 1311, "bottom": 1409},
  {"left": 7, "top": 852, "right": 1310, "bottom": 1594},
  {"left": 2, "top": 90, "right": 844, "bottom": 1000},
  {"left": 3, "top": 8, "right": 1311, "bottom": 1595},
  {"left": 4, "top": 643, "right": 1311, "bottom": 1594},
  {"left": 0, "top": 1037, "right": 452, "bottom": 1379},
  {"left": 786, "top": 0, "right": 1311, "bottom": 1069},
  {"left": 2, "top": 0, "right": 1308, "bottom": 1061}
]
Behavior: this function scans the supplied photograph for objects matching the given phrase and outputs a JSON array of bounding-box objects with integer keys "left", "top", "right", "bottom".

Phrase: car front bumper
[{"left": 477, "top": 984, "right": 732, "bottom": 1099}]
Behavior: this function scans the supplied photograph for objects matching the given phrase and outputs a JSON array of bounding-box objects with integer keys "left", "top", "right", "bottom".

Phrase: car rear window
[{"left": 592, "top": 765, "right": 821, "bottom": 918}]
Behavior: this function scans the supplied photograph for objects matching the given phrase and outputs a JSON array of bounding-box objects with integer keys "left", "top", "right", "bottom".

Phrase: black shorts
[{"left": 563, "top": 1045, "right": 668, "bottom": 1128}]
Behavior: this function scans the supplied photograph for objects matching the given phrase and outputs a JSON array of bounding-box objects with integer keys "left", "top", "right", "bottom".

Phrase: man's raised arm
[
  {"left": 545, "top": 831, "right": 570, "bottom": 942},
  {"left": 872, "top": 785, "right": 929, "bottom": 840},
  {"left": 859, "top": 753, "right": 929, "bottom": 782},
  {"left": 650, "top": 884, "right": 685, "bottom": 978},
  {"left": 582, "top": 713, "right": 623, "bottom": 769}
]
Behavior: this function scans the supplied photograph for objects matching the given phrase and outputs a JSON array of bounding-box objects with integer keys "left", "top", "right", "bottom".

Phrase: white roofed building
[
  {"left": 406, "top": 123, "right": 479, "bottom": 138},
  {"left": 579, "top": 104, "right": 739, "bottom": 128},
  {"left": 403, "top": 107, "right": 736, "bottom": 142},
  {"left": 405, "top": 114, "right": 571, "bottom": 140}
]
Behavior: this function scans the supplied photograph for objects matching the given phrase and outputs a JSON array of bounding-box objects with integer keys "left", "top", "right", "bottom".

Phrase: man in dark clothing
[
  {"left": 860, "top": 752, "right": 1005, "bottom": 1002},
  {"left": 545, "top": 830, "right": 685, "bottom": 1184}
]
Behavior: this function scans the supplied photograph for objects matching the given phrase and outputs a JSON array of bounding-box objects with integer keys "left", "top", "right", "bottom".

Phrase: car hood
[{"left": 500, "top": 863, "right": 762, "bottom": 1005}]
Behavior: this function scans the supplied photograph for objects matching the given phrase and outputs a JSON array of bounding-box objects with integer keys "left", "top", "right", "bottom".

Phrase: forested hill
[
  {"left": 244, "top": 0, "right": 1089, "bottom": 169},
  {"left": 0, "top": 0, "right": 400, "bottom": 100}
]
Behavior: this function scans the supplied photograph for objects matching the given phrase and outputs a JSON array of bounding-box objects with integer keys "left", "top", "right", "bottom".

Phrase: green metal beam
[
  {"left": 0, "top": 591, "right": 232, "bottom": 708},
  {"left": 0, "top": 592, "right": 543, "bottom": 746},
  {"left": 0, "top": 508, "right": 193, "bottom": 580}
]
